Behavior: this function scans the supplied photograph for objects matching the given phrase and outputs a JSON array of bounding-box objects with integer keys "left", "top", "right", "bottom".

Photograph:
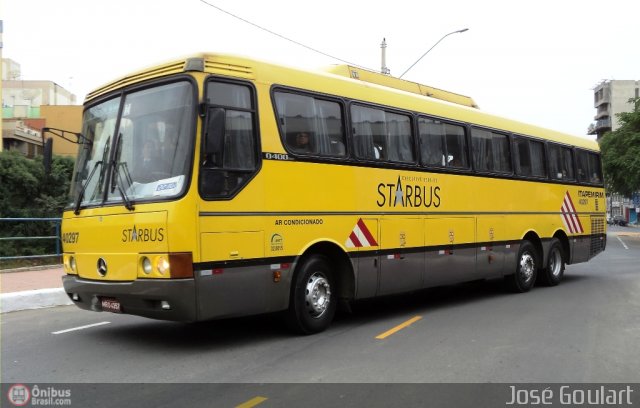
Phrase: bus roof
[
  {"left": 324, "top": 65, "right": 479, "bottom": 109},
  {"left": 84, "top": 52, "right": 599, "bottom": 152}
]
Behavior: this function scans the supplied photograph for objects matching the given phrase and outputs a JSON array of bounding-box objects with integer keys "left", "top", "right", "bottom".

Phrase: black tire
[
  {"left": 285, "top": 255, "right": 337, "bottom": 334},
  {"left": 505, "top": 240, "right": 538, "bottom": 293},
  {"left": 538, "top": 238, "right": 565, "bottom": 286}
]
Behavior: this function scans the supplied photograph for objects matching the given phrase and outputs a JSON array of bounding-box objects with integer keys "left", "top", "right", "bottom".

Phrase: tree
[
  {"left": 599, "top": 98, "right": 640, "bottom": 197},
  {"left": 0, "top": 151, "right": 74, "bottom": 261}
]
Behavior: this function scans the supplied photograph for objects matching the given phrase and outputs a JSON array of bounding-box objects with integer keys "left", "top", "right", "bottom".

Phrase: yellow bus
[{"left": 53, "top": 53, "right": 606, "bottom": 334}]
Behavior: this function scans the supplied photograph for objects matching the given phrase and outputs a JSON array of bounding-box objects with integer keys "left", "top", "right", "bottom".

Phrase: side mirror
[
  {"left": 43, "top": 138, "right": 53, "bottom": 174},
  {"left": 204, "top": 107, "right": 226, "bottom": 166}
]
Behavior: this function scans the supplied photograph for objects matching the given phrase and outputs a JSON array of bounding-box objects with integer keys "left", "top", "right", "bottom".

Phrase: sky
[{"left": 2, "top": 0, "right": 639, "bottom": 139}]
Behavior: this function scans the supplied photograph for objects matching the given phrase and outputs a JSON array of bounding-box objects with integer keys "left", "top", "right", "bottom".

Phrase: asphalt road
[{"left": 2, "top": 226, "right": 639, "bottom": 407}]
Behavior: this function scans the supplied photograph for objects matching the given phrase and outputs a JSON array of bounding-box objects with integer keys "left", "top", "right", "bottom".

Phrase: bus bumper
[{"left": 62, "top": 275, "right": 197, "bottom": 322}]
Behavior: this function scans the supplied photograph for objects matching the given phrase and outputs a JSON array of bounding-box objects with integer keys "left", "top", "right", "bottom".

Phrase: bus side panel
[
  {"left": 196, "top": 231, "right": 290, "bottom": 320},
  {"left": 194, "top": 264, "right": 292, "bottom": 320},
  {"left": 378, "top": 218, "right": 423, "bottom": 296},
  {"left": 354, "top": 219, "right": 379, "bottom": 300},
  {"left": 475, "top": 216, "right": 507, "bottom": 279},
  {"left": 424, "top": 217, "right": 476, "bottom": 287},
  {"left": 355, "top": 254, "right": 378, "bottom": 299}
]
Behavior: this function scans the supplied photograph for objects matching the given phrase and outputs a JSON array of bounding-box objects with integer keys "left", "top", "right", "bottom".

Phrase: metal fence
[{"left": 0, "top": 217, "right": 62, "bottom": 262}]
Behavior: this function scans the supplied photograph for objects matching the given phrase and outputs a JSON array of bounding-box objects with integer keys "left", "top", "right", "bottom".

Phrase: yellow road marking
[
  {"left": 235, "top": 396, "right": 268, "bottom": 408},
  {"left": 375, "top": 315, "right": 422, "bottom": 339}
]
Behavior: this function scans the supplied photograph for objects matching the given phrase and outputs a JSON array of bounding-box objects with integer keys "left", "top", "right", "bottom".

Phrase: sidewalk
[{"left": 0, "top": 265, "right": 72, "bottom": 313}]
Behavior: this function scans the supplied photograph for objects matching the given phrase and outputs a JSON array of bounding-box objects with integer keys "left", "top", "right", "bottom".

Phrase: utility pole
[{"left": 380, "top": 38, "right": 390, "bottom": 75}]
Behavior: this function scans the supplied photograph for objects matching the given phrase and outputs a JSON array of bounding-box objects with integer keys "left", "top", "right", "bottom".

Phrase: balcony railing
[{"left": 594, "top": 118, "right": 611, "bottom": 130}]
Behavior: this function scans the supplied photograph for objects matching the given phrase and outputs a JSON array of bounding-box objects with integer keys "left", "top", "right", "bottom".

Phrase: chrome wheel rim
[
  {"left": 305, "top": 272, "right": 331, "bottom": 318},
  {"left": 549, "top": 247, "right": 562, "bottom": 277},
  {"left": 519, "top": 252, "right": 535, "bottom": 284}
]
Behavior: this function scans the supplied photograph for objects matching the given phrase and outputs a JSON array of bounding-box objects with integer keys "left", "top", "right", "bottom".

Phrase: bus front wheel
[
  {"left": 286, "top": 255, "right": 337, "bottom": 335},
  {"left": 505, "top": 240, "right": 538, "bottom": 293}
]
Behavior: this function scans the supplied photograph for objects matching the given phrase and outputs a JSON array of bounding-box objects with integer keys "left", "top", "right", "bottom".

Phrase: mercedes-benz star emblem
[{"left": 97, "top": 258, "right": 108, "bottom": 277}]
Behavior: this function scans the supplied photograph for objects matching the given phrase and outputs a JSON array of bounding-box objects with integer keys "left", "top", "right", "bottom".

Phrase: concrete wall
[{"left": 610, "top": 80, "right": 639, "bottom": 130}]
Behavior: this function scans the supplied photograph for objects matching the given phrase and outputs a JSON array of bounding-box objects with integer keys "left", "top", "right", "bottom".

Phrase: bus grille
[{"left": 590, "top": 216, "right": 606, "bottom": 256}]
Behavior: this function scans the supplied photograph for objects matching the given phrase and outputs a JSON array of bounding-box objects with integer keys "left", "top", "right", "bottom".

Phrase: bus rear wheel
[
  {"left": 286, "top": 255, "right": 337, "bottom": 334},
  {"left": 538, "top": 238, "right": 565, "bottom": 286},
  {"left": 505, "top": 240, "right": 538, "bottom": 293}
]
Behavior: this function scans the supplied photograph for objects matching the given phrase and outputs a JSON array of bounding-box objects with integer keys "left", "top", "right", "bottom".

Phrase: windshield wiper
[
  {"left": 110, "top": 133, "right": 135, "bottom": 211},
  {"left": 74, "top": 136, "right": 111, "bottom": 215},
  {"left": 112, "top": 162, "right": 135, "bottom": 211},
  {"left": 73, "top": 160, "right": 102, "bottom": 215}
]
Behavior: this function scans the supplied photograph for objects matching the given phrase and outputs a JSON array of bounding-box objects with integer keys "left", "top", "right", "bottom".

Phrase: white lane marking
[
  {"left": 52, "top": 321, "right": 111, "bottom": 334},
  {"left": 616, "top": 236, "right": 629, "bottom": 250}
]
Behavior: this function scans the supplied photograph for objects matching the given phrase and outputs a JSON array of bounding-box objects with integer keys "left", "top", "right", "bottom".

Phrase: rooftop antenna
[{"left": 381, "top": 38, "right": 390, "bottom": 75}]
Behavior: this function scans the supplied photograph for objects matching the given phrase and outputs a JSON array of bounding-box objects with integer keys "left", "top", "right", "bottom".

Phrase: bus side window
[
  {"left": 530, "top": 140, "right": 546, "bottom": 178},
  {"left": 420, "top": 118, "right": 469, "bottom": 169},
  {"left": 514, "top": 137, "right": 532, "bottom": 176},
  {"left": 576, "top": 149, "right": 603, "bottom": 184},
  {"left": 385, "top": 112, "right": 414, "bottom": 163},
  {"left": 351, "top": 105, "right": 383, "bottom": 160},
  {"left": 445, "top": 123, "right": 468, "bottom": 169},
  {"left": 471, "top": 128, "right": 493, "bottom": 172},
  {"left": 274, "top": 92, "right": 346, "bottom": 157},
  {"left": 548, "top": 143, "right": 575, "bottom": 181},
  {"left": 471, "top": 127, "right": 512, "bottom": 173},
  {"left": 588, "top": 153, "right": 603, "bottom": 184},
  {"left": 576, "top": 150, "right": 590, "bottom": 183},
  {"left": 201, "top": 80, "right": 258, "bottom": 198},
  {"left": 351, "top": 105, "right": 415, "bottom": 163},
  {"left": 418, "top": 118, "right": 445, "bottom": 167}
]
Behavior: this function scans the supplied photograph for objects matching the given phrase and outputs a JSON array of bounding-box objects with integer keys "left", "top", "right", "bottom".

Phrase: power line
[{"left": 198, "top": 0, "right": 371, "bottom": 70}]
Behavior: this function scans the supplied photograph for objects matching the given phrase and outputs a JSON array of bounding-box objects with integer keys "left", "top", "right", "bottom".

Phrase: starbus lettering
[
  {"left": 376, "top": 176, "right": 441, "bottom": 208},
  {"left": 121, "top": 225, "right": 165, "bottom": 242}
]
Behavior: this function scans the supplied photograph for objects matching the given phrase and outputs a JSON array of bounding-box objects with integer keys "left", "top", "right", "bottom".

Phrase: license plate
[{"left": 100, "top": 297, "right": 122, "bottom": 313}]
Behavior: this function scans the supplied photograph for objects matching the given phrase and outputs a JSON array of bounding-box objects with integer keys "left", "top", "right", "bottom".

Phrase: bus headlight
[
  {"left": 138, "top": 253, "right": 193, "bottom": 279},
  {"left": 141, "top": 256, "right": 152, "bottom": 275},
  {"left": 156, "top": 256, "right": 170, "bottom": 275},
  {"left": 70, "top": 256, "right": 77, "bottom": 273}
]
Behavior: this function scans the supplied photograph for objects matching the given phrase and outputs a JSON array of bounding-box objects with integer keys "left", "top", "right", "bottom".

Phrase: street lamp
[{"left": 399, "top": 28, "right": 469, "bottom": 79}]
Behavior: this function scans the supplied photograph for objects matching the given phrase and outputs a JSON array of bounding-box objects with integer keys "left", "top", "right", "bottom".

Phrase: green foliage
[
  {"left": 599, "top": 98, "right": 640, "bottom": 197},
  {"left": 0, "top": 151, "right": 74, "bottom": 264}
]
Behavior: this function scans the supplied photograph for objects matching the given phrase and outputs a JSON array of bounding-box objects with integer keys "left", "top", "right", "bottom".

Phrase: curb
[
  {"left": 1, "top": 288, "right": 73, "bottom": 314},
  {"left": 0, "top": 264, "right": 63, "bottom": 274}
]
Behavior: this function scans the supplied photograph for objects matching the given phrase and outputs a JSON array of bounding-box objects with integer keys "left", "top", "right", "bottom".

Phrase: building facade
[
  {"left": 589, "top": 80, "right": 640, "bottom": 224},
  {"left": 589, "top": 80, "right": 639, "bottom": 140},
  {"left": 2, "top": 58, "right": 79, "bottom": 158}
]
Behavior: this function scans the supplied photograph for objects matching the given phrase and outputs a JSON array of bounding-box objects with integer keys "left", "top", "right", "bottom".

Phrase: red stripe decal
[
  {"left": 349, "top": 231, "right": 362, "bottom": 248},
  {"left": 357, "top": 218, "right": 378, "bottom": 246},
  {"left": 565, "top": 193, "right": 583, "bottom": 232}
]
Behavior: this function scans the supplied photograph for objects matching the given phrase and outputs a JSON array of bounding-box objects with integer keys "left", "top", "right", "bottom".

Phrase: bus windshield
[{"left": 69, "top": 81, "right": 195, "bottom": 209}]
